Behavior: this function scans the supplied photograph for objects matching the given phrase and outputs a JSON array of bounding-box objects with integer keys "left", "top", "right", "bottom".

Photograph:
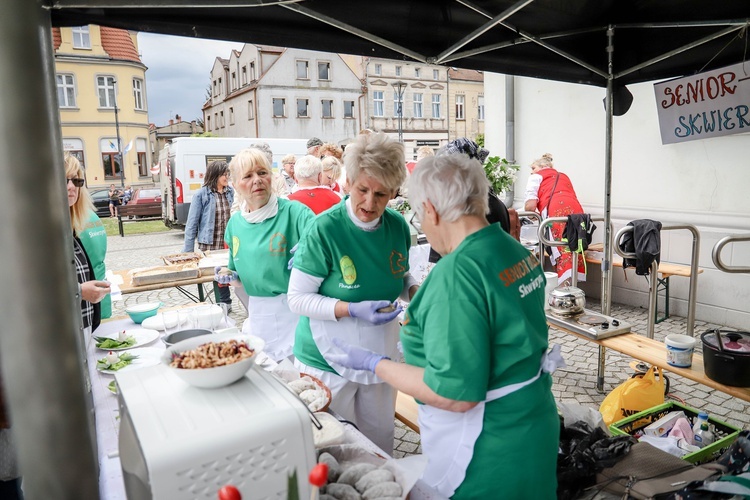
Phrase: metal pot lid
[
  {"left": 701, "top": 330, "right": 750, "bottom": 354},
  {"left": 549, "top": 285, "right": 585, "bottom": 298}
]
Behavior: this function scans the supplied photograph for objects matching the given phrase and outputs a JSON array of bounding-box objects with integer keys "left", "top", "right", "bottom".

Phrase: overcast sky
[{"left": 138, "top": 33, "right": 244, "bottom": 127}]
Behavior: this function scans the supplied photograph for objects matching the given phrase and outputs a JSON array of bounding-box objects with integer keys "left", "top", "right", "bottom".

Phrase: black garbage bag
[{"left": 557, "top": 421, "right": 637, "bottom": 500}]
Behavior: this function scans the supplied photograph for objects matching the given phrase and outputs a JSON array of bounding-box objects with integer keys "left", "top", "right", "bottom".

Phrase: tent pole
[
  {"left": 0, "top": 1, "right": 99, "bottom": 497},
  {"left": 597, "top": 25, "right": 616, "bottom": 393}
]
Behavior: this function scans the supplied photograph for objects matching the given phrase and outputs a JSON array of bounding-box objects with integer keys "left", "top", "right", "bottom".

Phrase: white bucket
[
  {"left": 544, "top": 272, "right": 558, "bottom": 310},
  {"left": 665, "top": 334, "right": 697, "bottom": 368}
]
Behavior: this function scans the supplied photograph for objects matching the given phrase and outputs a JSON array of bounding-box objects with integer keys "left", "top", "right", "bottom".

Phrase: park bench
[{"left": 117, "top": 202, "right": 162, "bottom": 237}]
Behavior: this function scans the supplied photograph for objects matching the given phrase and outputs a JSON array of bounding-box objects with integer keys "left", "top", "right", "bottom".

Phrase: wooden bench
[
  {"left": 117, "top": 202, "right": 163, "bottom": 237},
  {"left": 395, "top": 391, "right": 420, "bottom": 432},
  {"left": 584, "top": 245, "right": 703, "bottom": 322}
]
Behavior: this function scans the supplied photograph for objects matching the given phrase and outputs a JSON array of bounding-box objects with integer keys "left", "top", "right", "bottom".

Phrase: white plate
[
  {"left": 97, "top": 347, "right": 163, "bottom": 375},
  {"left": 95, "top": 328, "right": 160, "bottom": 351},
  {"left": 141, "top": 313, "right": 186, "bottom": 332}
]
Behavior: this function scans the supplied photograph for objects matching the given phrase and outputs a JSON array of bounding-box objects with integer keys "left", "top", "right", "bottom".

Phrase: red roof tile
[
  {"left": 448, "top": 68, "right": 484, "bottom": 82},
  {"left": 52, "top": 28, "right": 61, "bottom": 50},
  {"left": 100, "top": 27, "right": 141, "bottom": 63}
]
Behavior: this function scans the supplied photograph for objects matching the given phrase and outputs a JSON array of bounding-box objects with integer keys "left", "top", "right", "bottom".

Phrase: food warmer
[{"left": 116, "top": 364, "right": 316, "bottom": 499}]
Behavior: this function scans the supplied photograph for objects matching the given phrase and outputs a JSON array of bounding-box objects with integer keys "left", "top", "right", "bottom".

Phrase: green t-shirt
[
  {"left": 79, "top": 211, "right": 111, "bottom": 319},
  {"left": 225, "top": 198, "right": 313, "bottom": 297},
  {"left": 293, "top": 200, "right": 411, "bottom": 372},
  {"left": 400, "top": 224, "right": 558, "bottom": 499}
]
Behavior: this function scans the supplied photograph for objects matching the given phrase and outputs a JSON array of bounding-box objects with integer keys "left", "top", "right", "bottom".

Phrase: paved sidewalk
[{"left": 105, "top": 229, "right": 748, "bottom": 459}]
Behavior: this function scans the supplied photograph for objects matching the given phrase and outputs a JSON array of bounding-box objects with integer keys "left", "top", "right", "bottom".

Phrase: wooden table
[
  {"left": 394, "top": 326, "right": 750, "bottom": 434},
  {"left": 112, "top": 269, "right": 216, "bottom": 302},
  {"left": 554, "top": 323, "right": 750, "bottom": 403}
]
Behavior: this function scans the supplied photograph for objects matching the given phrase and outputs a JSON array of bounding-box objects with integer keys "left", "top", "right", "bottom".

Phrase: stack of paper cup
[{"left": 544, "top": 272, "right": 558, "bottom": 310}]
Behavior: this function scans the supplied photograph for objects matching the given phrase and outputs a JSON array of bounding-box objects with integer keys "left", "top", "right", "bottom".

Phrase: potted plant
[{"left": 483, "top": 156, "right": 519, "bottom": 199}]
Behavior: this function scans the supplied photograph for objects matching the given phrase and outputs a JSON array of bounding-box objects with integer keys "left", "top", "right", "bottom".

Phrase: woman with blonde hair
[
  {"left": 65, "top": 154, "right": 110, "bottom": 334},
  {"left": 215, "top": 148, "right": 314, "bottom": 362},
  {"left": 321, "top": 156, "right": 344, "bottom": 195},
  {"left": 523, "top": 153, "right": 585, "bottom": 285}
]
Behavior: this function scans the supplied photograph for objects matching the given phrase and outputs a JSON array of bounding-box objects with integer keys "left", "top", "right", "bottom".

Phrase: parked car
[
  {"left": 128, "top": 188, "right": 161, "bottom": 205},
  {"left": 89, "top": 188, "right": 113, "bottom": 218}
]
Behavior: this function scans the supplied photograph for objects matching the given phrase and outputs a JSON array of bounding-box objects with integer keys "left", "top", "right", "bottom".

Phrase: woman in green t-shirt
[
  {"left": 328, "top": 153, "right": 563, "bottom": 499},
  {"left": 287, "top": 132, "right": 419, "bottom": 454},
  {"left": 215, "top": 148, "right": 314, "bottom": 362}
]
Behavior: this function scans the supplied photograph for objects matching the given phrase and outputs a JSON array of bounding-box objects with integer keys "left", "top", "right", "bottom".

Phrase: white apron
[
  {"left": 241, "top": 293, "right": 298, "bottom": 362},
  {"left": 310, "top": 316, "right": 400, "bottom": 385},
  {"left": 418, "top": 344, "right": 565, "bottom": 498}
]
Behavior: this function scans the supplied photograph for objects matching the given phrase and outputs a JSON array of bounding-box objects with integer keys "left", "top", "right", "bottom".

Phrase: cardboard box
[{"left": 643, "top": 410, "right": 686, "bottom": 437}]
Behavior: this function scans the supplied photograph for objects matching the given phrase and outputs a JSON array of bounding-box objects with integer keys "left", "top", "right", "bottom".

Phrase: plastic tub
[{"left": 665, "top": 333, "right": 697, "bottom": 368}]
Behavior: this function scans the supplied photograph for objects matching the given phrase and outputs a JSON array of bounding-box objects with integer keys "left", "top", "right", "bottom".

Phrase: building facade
[
  {"left": 203, "top": 45, "right": 365, "bottom": 145},
  {"left": 365, "top": 57, "right": 450, "bottom": 159},
  {"left": 149, "top": 116, "right": 203, "bottom": 165},
  {"left": 448, "top": 68, "right": 485, "bottom": 142},
  {"left": 54, "top": 25, "right": 152, "bottom": 189}
]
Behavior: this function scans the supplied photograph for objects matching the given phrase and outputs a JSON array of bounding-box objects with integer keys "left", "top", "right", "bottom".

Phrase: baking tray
[
  {"left": 130, "top": 264, "right": 200, "bottom": 286},
  {"left": 161, "top": 252, "right": 202, "bottom": 267}
]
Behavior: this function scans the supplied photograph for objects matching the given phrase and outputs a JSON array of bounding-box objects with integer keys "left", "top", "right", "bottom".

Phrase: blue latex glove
[
  {"left": 287, "top": 243, "right": 298, "bottom": 270},
  {"left": 327, "top": 337, "right": 389, "bottom": 373},
  {"left": 347, "top": 300, "right": 402, "bottom": 325},
  {"left": 214, "top": 265, "right": 238, "bottom": 286}
]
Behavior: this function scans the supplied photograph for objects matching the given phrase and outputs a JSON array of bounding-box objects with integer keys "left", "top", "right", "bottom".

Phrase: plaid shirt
[
  {"left": 199, "top": 189, "right": 230, "bottom": 251},
  {"left": 73, "top": 236, "right": 94, "bottom": 330}
]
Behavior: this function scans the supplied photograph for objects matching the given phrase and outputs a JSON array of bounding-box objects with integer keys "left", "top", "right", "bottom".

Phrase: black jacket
[{"left": 620, "top": 219, "right": 662, "bottom": 276}]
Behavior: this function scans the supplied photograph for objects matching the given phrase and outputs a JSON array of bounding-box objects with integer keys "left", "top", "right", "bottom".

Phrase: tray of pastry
[
  {"left": 130, "top": 263, "right": 200, "bottom": 286},
  {"left": 161, "top": 252, "right": 202, "bottom": 267}
]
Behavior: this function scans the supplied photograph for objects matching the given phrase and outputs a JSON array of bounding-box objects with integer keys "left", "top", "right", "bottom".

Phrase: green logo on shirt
[{"left": 340, "top": 255, "right": 357, "bottom": 285}]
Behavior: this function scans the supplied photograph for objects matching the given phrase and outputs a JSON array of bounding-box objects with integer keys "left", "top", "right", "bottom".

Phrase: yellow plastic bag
[{"left": 599, "top": 366, "right": 665, "bottom": 426}]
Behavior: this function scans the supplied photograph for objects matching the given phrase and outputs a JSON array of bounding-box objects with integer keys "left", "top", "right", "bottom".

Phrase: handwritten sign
[{"left": 654, "top": 61, "right": 750, "bottom": 144}]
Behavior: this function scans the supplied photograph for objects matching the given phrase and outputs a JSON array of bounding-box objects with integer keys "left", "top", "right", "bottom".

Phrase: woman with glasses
[
  {"left": 288, "top": 132, "right": 418, "bottom": 453},
  {"left": 183, "top": 160, "right": 235, "bottom": 309},
  {"left": 65, "top": 154, "right": 110, "bottom": 334},
  {"left": 327, "top": 153, "right": 561, "bottom": 499}
]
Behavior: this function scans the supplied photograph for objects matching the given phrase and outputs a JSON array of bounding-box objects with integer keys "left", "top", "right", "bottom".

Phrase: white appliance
[{"left": 117, "top": 364, "right": 316, "bottom": 499}]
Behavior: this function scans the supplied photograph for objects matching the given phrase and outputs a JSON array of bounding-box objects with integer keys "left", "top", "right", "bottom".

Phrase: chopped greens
[
  {"left": 94, "top": 335, "right": 136, "bottom": 349},
  {"left": 96, "top": 352, "right": 138, "bottom": 371}
]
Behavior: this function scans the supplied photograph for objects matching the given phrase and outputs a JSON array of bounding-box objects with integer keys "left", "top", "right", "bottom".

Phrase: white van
[{"left": 159, "top": 137, "right": 308, "bottom": 228}]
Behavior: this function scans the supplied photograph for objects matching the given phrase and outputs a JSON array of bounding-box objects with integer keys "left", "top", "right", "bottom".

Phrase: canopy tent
[{"left": 1, "top": 1, "right": 749, "bottom": 497}]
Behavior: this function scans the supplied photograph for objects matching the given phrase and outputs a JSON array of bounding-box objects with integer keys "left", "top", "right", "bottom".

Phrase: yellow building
[
  {"left": 448, "top": 68, "right": 485, "bottom": 142},
  {"left": 54, "top": 25, "right": 152, "bottom": 190}
]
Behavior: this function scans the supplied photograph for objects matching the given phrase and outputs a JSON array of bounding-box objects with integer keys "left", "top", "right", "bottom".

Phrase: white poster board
[{"left": 653, "top": 61, "right": 750, "bottom": 144}]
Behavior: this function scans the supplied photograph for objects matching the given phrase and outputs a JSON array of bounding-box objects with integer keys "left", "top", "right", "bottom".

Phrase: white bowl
[
  {"left": 190, "top": 304, "right": 224, "bottom": 329},
  {"left": 162, "top": 332, "right": 265, "bottom": 389}
]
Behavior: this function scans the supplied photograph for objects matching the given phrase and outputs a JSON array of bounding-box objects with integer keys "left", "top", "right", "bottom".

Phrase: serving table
[{"left": 89, "top": 310, "right": 436, "bottom": 499}]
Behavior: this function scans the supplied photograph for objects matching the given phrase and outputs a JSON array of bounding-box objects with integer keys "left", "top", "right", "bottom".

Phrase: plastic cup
[{"left": 665, "top": 334, "right": 697, "bottom": 368}]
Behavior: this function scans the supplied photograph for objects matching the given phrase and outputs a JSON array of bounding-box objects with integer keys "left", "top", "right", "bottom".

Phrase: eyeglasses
[{"left": 66, "top": 178, "right": 85, "bottom": 187}]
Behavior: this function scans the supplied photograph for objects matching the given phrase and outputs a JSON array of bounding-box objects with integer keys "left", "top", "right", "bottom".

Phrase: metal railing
[
  {"left": 516, "top": 210, "right": 542, "bottom": 259},
  {"left": 613, "top": 226, "right": 658, "bottom": 339},
  {"left": 538, "top": 216, "right": 610, "bottom": 289},
  {"left": 712, "top": 234, "right": 750, "bottom": 273}
]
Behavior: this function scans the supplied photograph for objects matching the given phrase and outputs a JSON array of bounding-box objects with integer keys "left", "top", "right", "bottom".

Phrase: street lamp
[
  {"left": 112, "top": 78, "right": 125, "bottom": 187},
  {"left": 391, "top": 80, "right": 406, "bottom": 143}
]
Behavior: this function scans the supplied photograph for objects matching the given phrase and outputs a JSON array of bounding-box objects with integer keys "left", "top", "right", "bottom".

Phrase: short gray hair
[
  {"left": 407, "top": 154, "right": 489, "bottom": 222},
  {"left": 294, "top": 155, "right": 322, "bottom": 180},
  {"left": 343, "top": 132, "right": 406, "bottom": 193},
  {"left": 249, "top": 142, "right": 273, "bottom": 165}
]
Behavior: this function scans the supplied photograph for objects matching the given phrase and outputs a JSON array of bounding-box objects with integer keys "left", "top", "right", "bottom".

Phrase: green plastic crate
[{"left": 609, "top": 400, "right": 741, "bottom": 464}]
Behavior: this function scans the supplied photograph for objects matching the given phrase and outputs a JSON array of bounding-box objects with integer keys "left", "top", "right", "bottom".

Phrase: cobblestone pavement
[{"left": 106, "top": 229, "right": 748, "bottom": 459}]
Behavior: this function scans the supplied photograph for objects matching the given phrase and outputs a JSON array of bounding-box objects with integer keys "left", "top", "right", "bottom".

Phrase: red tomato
[
  {"left": 308, "top": 463, "right": 329, "bottom": 487},
  {"left": 218, "top": 485, "right": 241, "bottom": 500}
]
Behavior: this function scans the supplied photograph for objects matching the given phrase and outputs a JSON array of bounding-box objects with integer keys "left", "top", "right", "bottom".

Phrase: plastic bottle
[
  {"left": 692, "top": 411, "right": 709, "bottom": 435},
  {"left": 694, "top": 422, "right": 715, "bottom": 448}
]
